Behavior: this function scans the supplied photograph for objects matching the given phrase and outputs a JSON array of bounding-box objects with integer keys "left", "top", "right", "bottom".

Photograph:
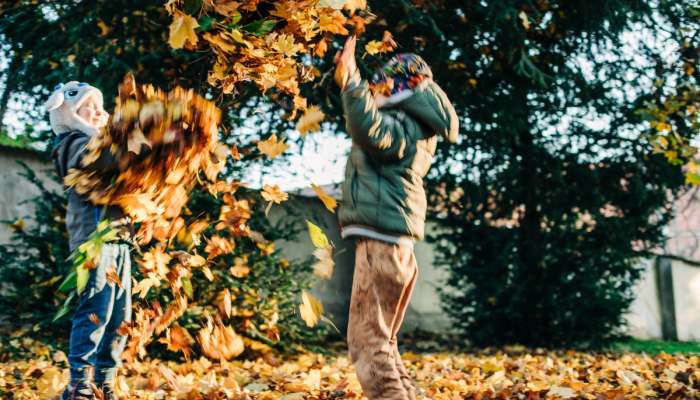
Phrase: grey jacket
[{"left": 52, "top": 131, "right": 127, "bottom": 251}]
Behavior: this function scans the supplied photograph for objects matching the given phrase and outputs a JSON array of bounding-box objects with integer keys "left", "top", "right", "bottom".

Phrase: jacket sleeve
[
  {"left": 66, "top": 134, "right": 120, "bottom": 172},
  {"left": 341, "top": 73, "right": 409, "bottom": 160}
]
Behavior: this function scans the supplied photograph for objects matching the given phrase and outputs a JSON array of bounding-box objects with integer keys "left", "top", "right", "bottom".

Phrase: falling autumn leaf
[
  {"left": 202, "top": 266, "right": 216, "bottom": 281},
  {"left": 299, "top": 291, "right": 323, "bottom": 328},
  {"left": 198, "top": 312, "right": 244, "bottom": 360},
  {"left": 230, "top": 144, "right": 241, "bottom": 162},
  {"left": 105, "top": 265, "right": 123, "bottom": 288},
  {"left": 89, "top": 313, "right": 102, "bottom": 326},
  {"left": 307, "top": 221, "right": 329, "bottom": 249},
  {"left": 312, "top": 244, "right": 335, "bottom": 280},
  {"left": 158, "top": 325, "right": 192, "bottom": 358},
  {"left": 230, "top": 256, "right": 251, "bottom": 278},
  {"left": 168, "top": 11, "right": 200, "bottom": 49},
  {"left": 311, "top": 183, "right": 338, "bottom": 213},
  {"left": 204, "top": 235, "right": 235, "bottom": 259},
  {"left": 519, "top": 11, "right": 530, "bottom": 29},
  {"left": 364, "top": 40, "right": 382, "bottom": 55},
  {"left": 296, "top": 106, "right": 325, "bottom": 137},
  {"left": 262, "top": 184, "right": 289, "bottom": 215},
  {"left": 7, "top": 219, "right": 23, "bottom": 230},
  {"left": 257, "top": 133, "right": 289, "bottom": 159}
]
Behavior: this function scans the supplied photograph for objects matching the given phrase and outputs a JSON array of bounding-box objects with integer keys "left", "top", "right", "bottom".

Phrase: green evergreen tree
[{"left": 303, "top": 0, "right": 688, "bottom": 347}]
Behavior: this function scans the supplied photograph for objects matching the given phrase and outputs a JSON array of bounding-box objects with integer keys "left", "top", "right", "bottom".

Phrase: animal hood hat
[
  {"left": 45, "top": 81, "right": 109, "bottom": 137},
  {"left": 370, "top": 53, "right": 433, "bottom": 97}
]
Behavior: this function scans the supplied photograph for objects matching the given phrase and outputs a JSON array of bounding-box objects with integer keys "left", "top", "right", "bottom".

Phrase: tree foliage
[{"left": 637, "top": 1, "right": 700, "bottom": 184}]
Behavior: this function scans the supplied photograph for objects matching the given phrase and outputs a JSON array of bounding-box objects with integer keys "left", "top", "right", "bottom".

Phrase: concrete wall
[
  {"left": 622, "top": 256, "right": 700, "bottom": 341},
  {"left": 272, "top": 191, "right": 700, "bottom": 342},
  {"left": 0, "top": 145, "right": 60, "bottom": 243},
  {"left": 269, "top": 196, "right": 452, "bottom": 338},
  {"left": 670, "top": 258, "right": 700, "bottom": 341},
  {"left": 623, "top": 258, "right": 663, "bottom": 340}
]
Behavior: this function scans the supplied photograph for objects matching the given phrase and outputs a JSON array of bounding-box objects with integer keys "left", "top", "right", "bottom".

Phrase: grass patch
[{"left": 612, "top": 338, "right": 700, "bottom": 355}]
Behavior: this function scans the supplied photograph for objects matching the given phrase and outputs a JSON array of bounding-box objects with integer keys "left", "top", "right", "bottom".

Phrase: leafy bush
[{"left": 0, "top": 163, "right": 325, "bottom": 358}]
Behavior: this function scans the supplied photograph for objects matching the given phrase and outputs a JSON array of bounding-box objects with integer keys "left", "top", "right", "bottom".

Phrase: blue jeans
[{"left": 68, "top": 243, "right": 132, "bottom": 383}]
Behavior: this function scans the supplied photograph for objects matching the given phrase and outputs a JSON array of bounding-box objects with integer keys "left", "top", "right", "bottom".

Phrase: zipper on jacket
[{"left": 351, "top": 168, "right": 358, "bottom": 207}]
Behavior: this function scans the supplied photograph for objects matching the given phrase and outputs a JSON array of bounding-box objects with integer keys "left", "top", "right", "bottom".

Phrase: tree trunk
[{"left": 512, "top": 86, "right": 541, "bottom": 268}]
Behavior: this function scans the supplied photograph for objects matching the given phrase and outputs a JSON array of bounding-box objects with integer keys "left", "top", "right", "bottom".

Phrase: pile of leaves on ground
[{"left": 3, "top": 337, "right": 700, "bottom": 400}]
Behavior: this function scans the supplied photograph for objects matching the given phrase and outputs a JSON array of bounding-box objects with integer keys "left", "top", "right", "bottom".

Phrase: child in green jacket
[{"left": 335, "top": 37, "right": 459, "bottom": 400}]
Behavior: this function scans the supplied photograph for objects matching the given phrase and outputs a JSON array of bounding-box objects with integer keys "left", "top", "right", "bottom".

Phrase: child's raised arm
[{"left": 335, "top": 37, "right": 409, "bottom": 160}]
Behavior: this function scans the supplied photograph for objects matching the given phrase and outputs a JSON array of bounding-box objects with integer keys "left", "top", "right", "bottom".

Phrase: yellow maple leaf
[
  {"left": 168, "top": 11, "right": 200, "bottom": 50},
  {"left": 311, "top": 183, "right": 338, "bottom": 213},
  {"left": 318, "top": 11, "right": 349, "bottom": 35},
  {"left": 365, "top": 40, "right": 382, "bottom": 55},
  {"left": 262, "top": 184, "right": 289, "bottom": 215},
  {"left": 299, "top": 290, "right": 323, "bottom": 327},
  {"left": 132, "top": 278, "right": 155, "bottom": 299},
  {"left": 269, "top": 2, "right": 288, "bottom": 18},
  {"left": 141, "top": 247, "right": 172, "bottom": 279},
  {"left": 257, "top": 133, "right": 289, "bottom": 159},
  {"left": 296, "top": 105, "right": 324, "bottom": 137},
  {"left": 312, "top": 244, "right": 334, "bottom": 280},
  {"left": 272, "top": 34, "right": 300, "bottom": 56}
]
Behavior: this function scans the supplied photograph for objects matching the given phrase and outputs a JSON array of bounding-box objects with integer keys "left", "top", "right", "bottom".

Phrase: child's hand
[{"left": 335, "top": 36, "right": 357, "bottom": 89}]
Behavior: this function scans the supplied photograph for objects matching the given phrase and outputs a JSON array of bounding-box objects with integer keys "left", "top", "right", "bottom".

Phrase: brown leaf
[
  {"left": 221, "top": 288, "right": 232, "bottom": 318},
  {"left": 189, "top": 220, "right": 209, "bottom": 234},
  {"left": 311, "top": 183, "right": 338, "bottom": 213},
  {"left": 230, "top": 144, "right": 241, "bottom": 162},
  {"left": 205, "top": 0, "right": 240, "bottom": 15},
  {"left": 296, "top": 106, "right": 324, "bottom": 136},
  {"left": 105, "top": 265, "right": 123, "bottom": 288},
  {"left": 204, "top": 235, "right": 234, "bottom": 259},
  {"left": 198, "top": 312, "right": 244, "bottom": 360},
  {"left": 89, "top": 313, "right": 102, "bottom": 326},
  {"left": 157, "top": 363, "right": 179, "bottom": 391},
  {"left": 84, "top": 258, "right": 97, "bottom": 271}
]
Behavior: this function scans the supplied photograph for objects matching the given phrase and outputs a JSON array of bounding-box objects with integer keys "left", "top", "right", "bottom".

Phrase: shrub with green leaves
[{"left": 0, "top": 163, "right": 325, "bottom": 358}]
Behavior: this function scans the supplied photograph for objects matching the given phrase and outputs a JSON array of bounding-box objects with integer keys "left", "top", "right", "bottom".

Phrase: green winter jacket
[{"left": 338, "top": 74, "right": 459, "bottom": 241}]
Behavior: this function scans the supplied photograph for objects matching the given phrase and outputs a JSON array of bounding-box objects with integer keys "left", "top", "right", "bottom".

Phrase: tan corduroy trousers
[{"left": 348, "top": 239, "right": 418, "bottom": 400}]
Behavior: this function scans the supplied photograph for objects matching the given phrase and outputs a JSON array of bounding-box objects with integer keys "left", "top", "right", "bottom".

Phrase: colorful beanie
[{"left": 370, "top": 53, "right": 433, "bottom": 96}]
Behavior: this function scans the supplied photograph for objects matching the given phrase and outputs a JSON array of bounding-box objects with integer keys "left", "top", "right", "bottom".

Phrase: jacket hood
[
  {"left": 45, "top": 81, "right": 109, "bottom": 136},
  {"left": 387, "top": 79, "right": 459, "bottom": 143}
]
